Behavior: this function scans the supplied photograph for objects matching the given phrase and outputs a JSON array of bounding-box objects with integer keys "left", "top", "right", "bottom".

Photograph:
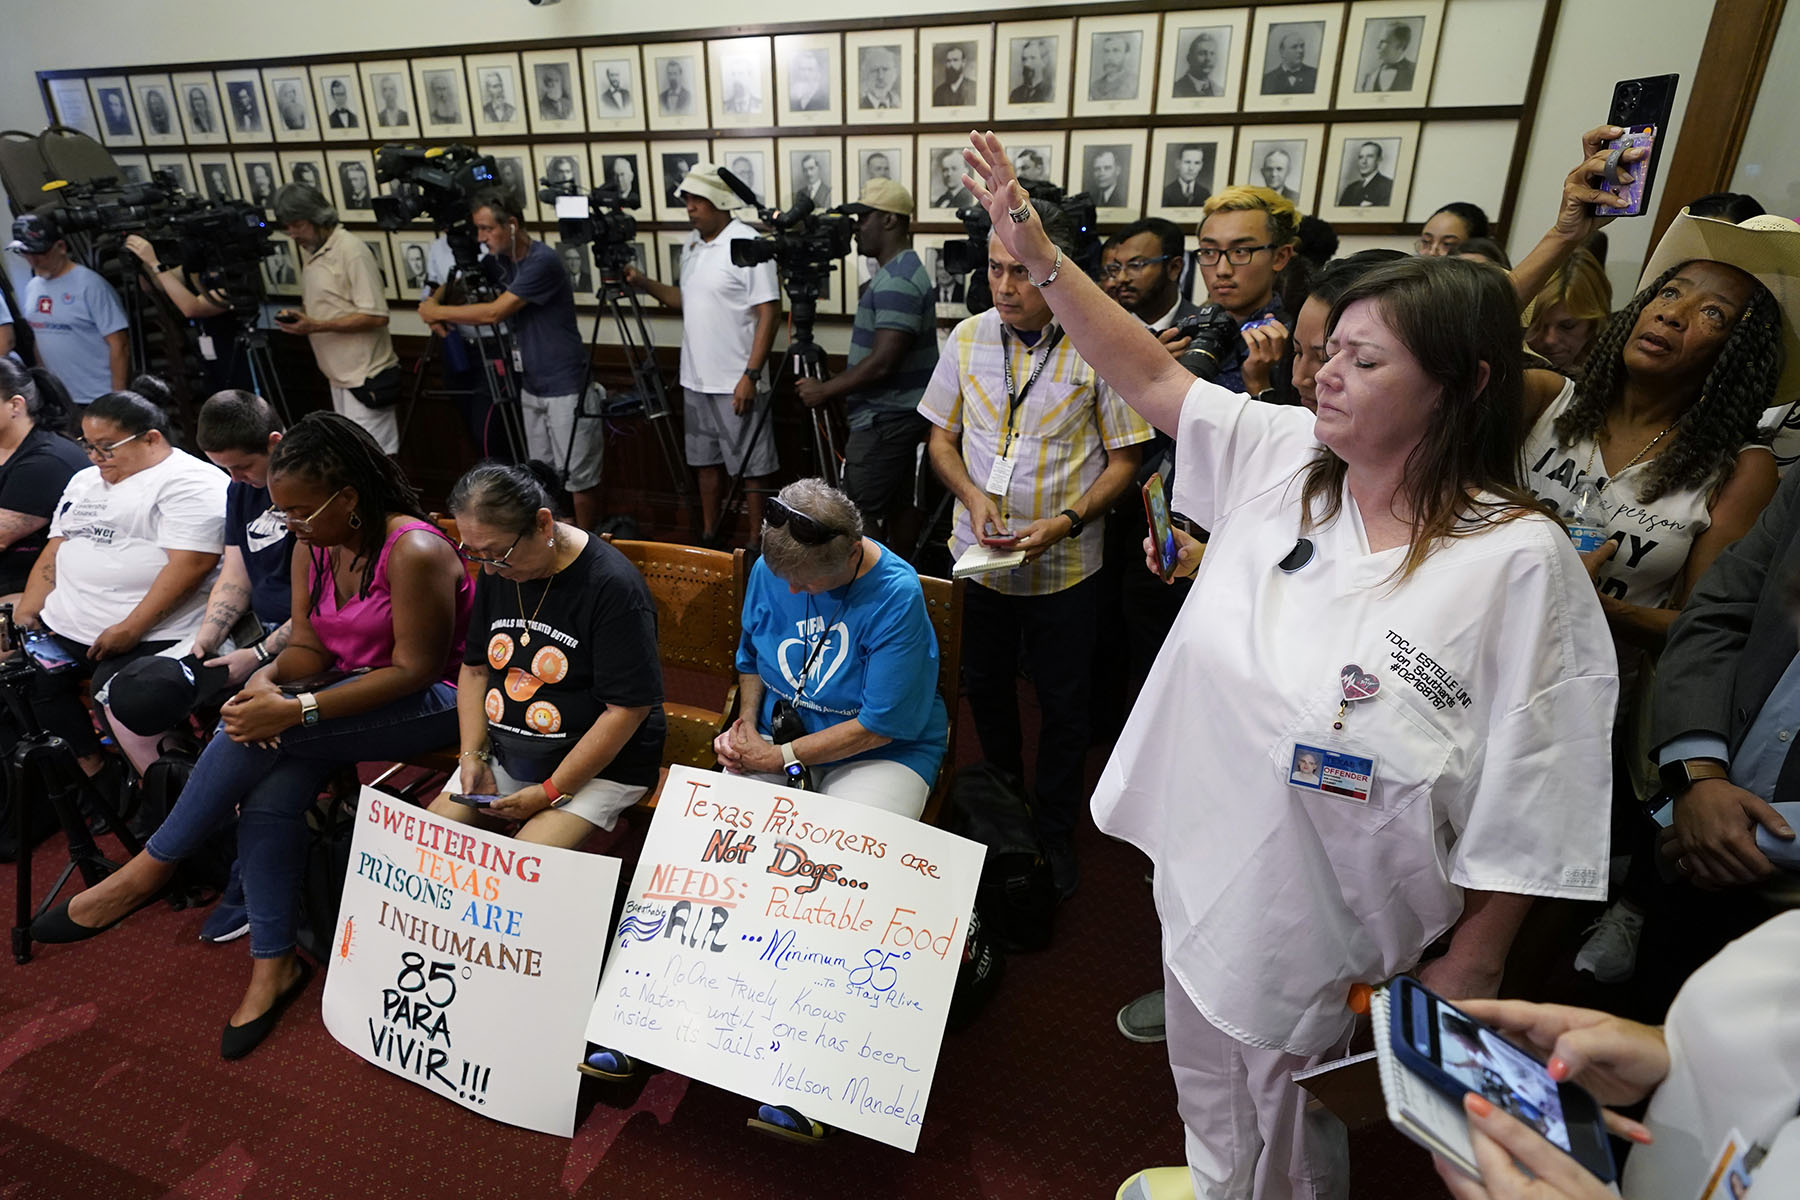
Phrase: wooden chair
[{"left": 917, "top": 574, "right": 964, "bottom": 827}]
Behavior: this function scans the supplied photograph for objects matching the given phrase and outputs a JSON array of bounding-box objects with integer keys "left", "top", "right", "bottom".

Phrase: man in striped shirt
[
  {"left": 796, "top": 179, "right": 939, "bottom": 551},
  {"left": 920, "top": 201, "right": 1154, "bottom": 898}
]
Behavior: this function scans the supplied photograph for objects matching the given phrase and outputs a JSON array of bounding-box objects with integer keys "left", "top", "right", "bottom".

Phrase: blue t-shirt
[
  {"left": 225, "top": 481, "right": 293, "bottom": 626},
  {"left": 736, "top": 540, "right": 948, "bottom": 784},
  {"left": 24, "top": 264, "right": 127, "bottom": 404},
  {"left": 486, "top": 241, "right": 585, "bottom": 397}
]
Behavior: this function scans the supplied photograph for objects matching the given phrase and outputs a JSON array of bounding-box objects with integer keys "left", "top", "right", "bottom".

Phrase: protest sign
[
  {"left": 585, "top": 767, "right": 983, "bottom": 1151},
  {"left": 322, "top": 788, "right": 620, "bottom": 1137}
]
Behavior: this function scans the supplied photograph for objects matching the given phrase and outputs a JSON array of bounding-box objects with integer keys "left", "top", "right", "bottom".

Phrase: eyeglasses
[
  {"left": 77, "top": 431, "right": 145, "bottom": 461},
  {"left": 272, "top": 486, "right": 347, "bottom": 534},
  {"left": 1196, "top": 245, "right": 1275, "bottom": 266},
  {"left": 764, "top": 497, "right": 845, "bottom": 546},
  {"left": 458, "top": 531, "right": 524, "bottom": 567},
  {"left": 1099, "top": 254, "right": 1175, "bottom": 279}
]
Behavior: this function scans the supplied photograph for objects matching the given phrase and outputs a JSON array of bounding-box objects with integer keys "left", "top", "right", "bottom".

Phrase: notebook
[
  {"left": 952, "top": 542, "right": 1027, "bottom": 579},
  {"left": 1369, "top": 986, "right": 1481, "bottom": 1180}
]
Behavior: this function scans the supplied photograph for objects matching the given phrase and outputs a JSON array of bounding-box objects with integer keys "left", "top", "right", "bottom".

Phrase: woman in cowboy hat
[{"left": 1519, "top": 204, "right": 1800, "bottom": 984}]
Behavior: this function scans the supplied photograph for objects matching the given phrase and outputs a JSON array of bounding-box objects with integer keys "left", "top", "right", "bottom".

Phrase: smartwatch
[
  {"left": 297, "top": 691, "right": 321, "bottom": 728},
  {"left": 1657, "top": 757, "right": 1729, "bottom": 797},
  {"left": 1060, "top": 508, "right": 1086, "bottom": 538}
]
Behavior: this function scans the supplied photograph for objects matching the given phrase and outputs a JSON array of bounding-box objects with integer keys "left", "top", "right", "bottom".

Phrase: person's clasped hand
[{"left": 221, "top": 671, "right": 298, "bottom": 747}]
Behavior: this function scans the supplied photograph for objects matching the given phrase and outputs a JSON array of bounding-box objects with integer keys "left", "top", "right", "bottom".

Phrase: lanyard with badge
[
  {"left": 1284, "top": 663, "right": 1384, "bottom": 805},
  {"left": 983, "top": 326, "right": 1065, "bottom": 503},
  {"left": 1694, "top": 1097, "right": 1800, "bottom": 1199}
]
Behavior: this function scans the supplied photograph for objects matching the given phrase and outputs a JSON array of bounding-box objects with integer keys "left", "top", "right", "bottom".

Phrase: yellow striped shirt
[{"left": 918, "top": 311, "right": 1154, "bottom": 595}]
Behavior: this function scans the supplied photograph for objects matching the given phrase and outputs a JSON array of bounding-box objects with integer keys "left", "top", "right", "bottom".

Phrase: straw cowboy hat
[{"left": 1640, "top": 208, "right": 1800, "bottom": 399}]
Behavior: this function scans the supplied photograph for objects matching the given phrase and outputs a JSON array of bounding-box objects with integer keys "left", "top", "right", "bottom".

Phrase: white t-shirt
[
  {"left": 1090, "top": 380, "right": 1617, "bottom": 1056},
  {"left": 43, "top": 450, "right": 229, "bottom": 647},
  {"left": 677, "top": 219, "right": 780, "bottom": 394},
  {"left": 1624, "top": 912, "right": 1800, "bottom": 1199}
]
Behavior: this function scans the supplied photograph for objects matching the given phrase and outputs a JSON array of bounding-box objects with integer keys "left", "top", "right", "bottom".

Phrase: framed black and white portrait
[
  {"left": 263, "top": 70, "right": 318, "bottom": 143},
  {"left": 1233, "top": 124, "right": 1324, "bottom": 213},
  {"left": 709, "top": 37, "right": 773, "bottom": 130},
  {"left": 909, "top": 233, "right": 972, "bottom": 320},
  {"left": 112, "top": 154, "right": 151, "bottom": 187},
  {"left": 326, "top": 148, "right": 378, "bottom": 221},
  {"left": 533, "top": 143, "right": 587, "bottom": 209},
  {"left": 995, "top": 18, "right": 1073, "bottom": 120},
  {"left": 481, "top": 145, "right": 537, "bottom": 222},
  {"left": 522, "top": 49, "right": 584, "bottom": 135},
  {"left": 1009, "top": 130, "right": 1068, "bottom": 191},
  {"left": 84, "top": 77, "right": 139, "bottom": 147},
  {"left": 713, "top": 138, "right": 772, "bottom": 209},
  {"left": 1157, "top": 9, "right": 1250, "bottom": 115},
  {"left": 646, "top": 43, "right": 706, "bottom": 133},
  {"left": 358, "top": 61, "right": 419, "bottom": 140},
  {"left": 919, "top": 24, "right": 991, "bottom": 122},
  {"left": 235, "top": 154, "right": 281, "bottom": 209},
  {"left": 128, "top": 74, "right": 182, "bottom": 147},
  {"left": 278, "top": 151, "right": 328, "bottom": 198},
  {"left": 360, "top": 234, "right": 398, "bottom": 301},
  {"left": 45, "top": 79, "right": 100, "bottom": 142},
  {"left": 846, "top": 136, "right": 912, "bottom": 209},
  {"left": 147, "top": 153, "right": 194, "bottom": 194},
  {"left": 1320, "top": 121, "right": 1419, "bottom": 222},
  {"left": 264, "top": 233, "right": 300, "bottom": 296},
  {"left": 655, "top": 230, "right": 690, "bottom": 295},
  {"left": 192, "top": 152, "right": 240, "bottom": 203},
  {"left": 588, "top": 141, "right": 649, "bottom": 213},
  {"left": 413, "top": 57, "right": 472, "bottom": 139},
  {"left": 779, "top": 137, "right": 841, "bottom": 213},
  {"left": 581, "top": 48, "right": 645, "bottom": 133},
  {"left": 845, "top": 31, "right": 912, "bottom": 123},
  {"left": 650, "top": 139, "right": 710, "bottom": 223},
  {"left": 775, "top": 34, "right": 842, "bottom": 128},
  {"left": 390, "top": 231, "right": 434, "bottom": 296},
  {"left": 554, "top": 240, "right": 594, "bottom": 297},
  {"left": 1148, "top": 127, "right": 1234, "bottom": 221},
  {"left": 169, "top": 72, "right": 227, "bottom": 145},
  {"left": 311, "top": 65, "right": 366, "bottom": 142},
  {"left": 1245, "top": 4, "right": 1344, "bottom": 112},
  {"left": 1338, "top": 0, "right": 1444, "bottom": 109},
  {"left": 1070, "top": 129, "right": 1146, "bottom": 219},
  {"left": 467, "top": 53, "right": 528, "bottom": 139},
  {"left": 215, "top": 69, "right": 268, "bottom": 145},
  {"left": 1074, "top": 15, "right": 1157, "bottom": 118},
  {"left": 916, "top": 134, "right": 979, "bottom": 222}
]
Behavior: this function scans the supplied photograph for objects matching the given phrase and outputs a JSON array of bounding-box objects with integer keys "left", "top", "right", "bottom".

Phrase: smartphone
[
  {"left": 1143, "top": 474, "right": 1178, "bottom": 582},
  {"left": 1390, "top": 976, "right": 1616, "bottom": 1182},
  {"left": 1594, "top": 74, "right": 1678, "bottom": 217},
  {"left": 451, "top": 793, "right": 500, "bottom": 807},
  {"left": 22, "top": 630, "right": 78, "bottom": 674},
  {"left": 273, "top": 310, "right": 300, "bottom": 324}
]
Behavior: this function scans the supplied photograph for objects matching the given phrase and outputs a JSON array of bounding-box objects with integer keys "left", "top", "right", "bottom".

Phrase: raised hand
[{"left": 960, "top": 131, "right": 1056, "bottom": 277}]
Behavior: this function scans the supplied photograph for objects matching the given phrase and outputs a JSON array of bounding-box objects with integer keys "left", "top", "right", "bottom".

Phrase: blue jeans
[{"left": 145, "top": 682, "right": 458, "bottom": 958}]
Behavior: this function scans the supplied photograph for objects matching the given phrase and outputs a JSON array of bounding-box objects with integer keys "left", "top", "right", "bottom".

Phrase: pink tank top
[{"left": 307, "top": 519, "right": 472, "bottom": 680}]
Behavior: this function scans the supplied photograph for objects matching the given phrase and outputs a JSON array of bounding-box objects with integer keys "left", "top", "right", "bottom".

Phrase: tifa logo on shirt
[{"left": 778, "top": 616, "right": 849, "bottom": 693}]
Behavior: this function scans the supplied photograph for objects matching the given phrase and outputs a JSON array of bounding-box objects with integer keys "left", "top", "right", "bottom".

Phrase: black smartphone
[
  {"left": 1390, "top": 976, "right": 1616, "bottom": 1183},
  {"left": 451, "top": 793, "right": 500, "bottom": 807},
  {"left": 273, "top": 309, "right": 301, "bottom": 324},
  {"left": 22, "top": 630, "right": 78, "bottom": 674},
  {"left": 1594, "top": 74, "right": 1678, "bottom": 217}
]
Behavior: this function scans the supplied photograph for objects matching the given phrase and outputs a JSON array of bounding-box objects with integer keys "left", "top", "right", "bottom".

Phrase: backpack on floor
[
  {"left": 946, "top": 762, "right": 1058, "bottom": 952},
  {"left": 131, "top": 740, "right": 236, "bottom": 901},
  {"left": 945, "top": 903, "right": 1006, "bottom": 1032},
  {"left": 295, "top": 789, "right": 358, "bottom": 965}
]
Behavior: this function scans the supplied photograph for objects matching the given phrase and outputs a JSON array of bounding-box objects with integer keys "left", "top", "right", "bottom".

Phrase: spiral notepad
[{"left": 1370, "top": 986, "right": 1480, "bottom": 1180}]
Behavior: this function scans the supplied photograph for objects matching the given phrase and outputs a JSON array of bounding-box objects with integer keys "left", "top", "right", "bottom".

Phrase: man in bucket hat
[{"left": 625, "top": 164, "right": 780, "bottom": 543}]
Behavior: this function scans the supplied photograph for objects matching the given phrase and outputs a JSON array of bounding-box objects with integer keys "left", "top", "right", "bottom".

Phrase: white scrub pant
[
  {"left": 1163, "top": 960, "right": 1350, "bottom": 1200},
  {"left": 330, "top": 385, "right": 399, "bottom": 454}
]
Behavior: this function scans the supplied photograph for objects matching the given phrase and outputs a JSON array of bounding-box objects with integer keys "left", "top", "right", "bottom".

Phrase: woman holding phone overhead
[{"left": 959, "top": 131, "right": 1618, "bottom": 1198}]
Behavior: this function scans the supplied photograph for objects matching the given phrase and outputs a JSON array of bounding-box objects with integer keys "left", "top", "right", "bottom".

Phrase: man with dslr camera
[
  {"left": 1190, "top": 185, "right": 1299, "bottom": 398},
  {"left": 418, "top": 190, "right": 600, "bottom": 528},
  {"left": 793, "top": 180, "right": 938, "bottom": 551},
  {"left": 9, "top": 214, "right": 128, "bottom": 406}
]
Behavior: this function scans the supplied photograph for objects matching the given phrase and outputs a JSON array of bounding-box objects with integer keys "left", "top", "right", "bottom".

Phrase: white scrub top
[{"left": 1091, "top": 380, "right": 1618, "bottom": 1057}]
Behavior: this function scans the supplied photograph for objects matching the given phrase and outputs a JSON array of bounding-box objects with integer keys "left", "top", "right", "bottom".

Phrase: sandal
[{"left": 747, "top": 1104, "right": 837, "bottom": 1143}]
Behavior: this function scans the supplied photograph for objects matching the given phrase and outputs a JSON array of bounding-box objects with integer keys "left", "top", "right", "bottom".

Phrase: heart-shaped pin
[{"left": 1340, "top": 664, "right": 1380, "bottom": 702}]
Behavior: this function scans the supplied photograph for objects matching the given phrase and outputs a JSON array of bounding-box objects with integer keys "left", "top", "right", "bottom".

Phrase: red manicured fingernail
[
  {"left": 1465, "top": 1093, "right": 1493, "bottom": 1117},
  {"left": 1630, "top": 1128, "right": 1653, "bottom": 1144},
  {"left": 1548, "top": 1057, "right": 1570, "bottom": 1081}
]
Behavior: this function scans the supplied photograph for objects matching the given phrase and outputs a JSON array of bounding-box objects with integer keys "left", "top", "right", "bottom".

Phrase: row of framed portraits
[
  {"left": 44, "top": 0, "right": 1447, "bottom": 151},
  {"left": 112, "top": 118, "right": 1427, "bottom": 234}
]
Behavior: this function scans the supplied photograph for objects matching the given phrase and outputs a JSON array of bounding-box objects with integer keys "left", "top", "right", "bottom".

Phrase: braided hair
[
  {"left": 267, "top": 412, "right": 433, "bottom": 609},
  {"left": 1554, "top": 263, "right": 1782, "bottom": 502}
]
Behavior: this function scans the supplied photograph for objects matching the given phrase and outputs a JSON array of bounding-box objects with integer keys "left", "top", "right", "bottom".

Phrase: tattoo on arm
[{"left": 0, "top": 509, "right": 49, "bottom": 552}]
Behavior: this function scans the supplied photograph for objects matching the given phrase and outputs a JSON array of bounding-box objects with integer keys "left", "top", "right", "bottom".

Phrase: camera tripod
[
  {"left": 397, "top": 257, "right": 528, "bottom": 462},
  {"left": 225, "top": 310, "right": 293, "bottom": 425},
  {"left": 576, "top": 260, "right": 692, "bottom": 505}
]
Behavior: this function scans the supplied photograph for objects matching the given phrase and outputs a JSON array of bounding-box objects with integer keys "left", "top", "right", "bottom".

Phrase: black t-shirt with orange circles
[{"left": 465, "top": 535, "right": 667, "bottom": 788}]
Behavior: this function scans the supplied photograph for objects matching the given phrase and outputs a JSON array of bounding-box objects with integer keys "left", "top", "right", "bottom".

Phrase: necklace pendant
[{"left": 520, "top": 631, "right": 531, "bottom": 646}]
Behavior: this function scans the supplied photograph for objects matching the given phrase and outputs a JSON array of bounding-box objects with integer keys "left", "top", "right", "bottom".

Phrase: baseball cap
[
  {"left": 7, "top": 212, "right": 59, "bottom": 254},
  {"left": 842, "top": 178, "right": 914, "bottom": 217},
  {"left": 98, "top": 654, "right": 235, "bottom": 736}
]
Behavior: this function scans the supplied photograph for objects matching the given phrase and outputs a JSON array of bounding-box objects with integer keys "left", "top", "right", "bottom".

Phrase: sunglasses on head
[{"left": 764, "top": 497, "right": 844, "bottom": 546}]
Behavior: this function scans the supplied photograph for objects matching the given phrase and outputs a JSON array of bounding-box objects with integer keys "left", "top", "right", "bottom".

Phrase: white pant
[
  {"left": 331, "top": 385, "right": 399, "bottom": 453},
  {"left": 1163, "top": 961, "right": 1350, "bottom": 1200},
  {"left": 741, "top": 758, "right": 929, "bottom": 820}
]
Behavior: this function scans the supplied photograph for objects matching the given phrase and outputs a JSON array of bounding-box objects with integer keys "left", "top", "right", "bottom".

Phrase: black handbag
[{"left": 350, "top": 364, "right": 404, "bottom": 410}]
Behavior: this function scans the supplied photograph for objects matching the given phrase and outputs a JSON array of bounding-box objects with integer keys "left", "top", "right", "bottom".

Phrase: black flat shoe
[
  {"left": 31, "top": 896, "right": 132, "bottom": 944},
  {"left": 221, "top": 960, "right": 314, "bottom": 1061}
]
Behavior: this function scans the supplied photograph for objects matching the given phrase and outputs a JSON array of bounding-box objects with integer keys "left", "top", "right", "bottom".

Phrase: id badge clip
[{"left": 1286, "top": 664, "right": 1382, "bottom": 805}]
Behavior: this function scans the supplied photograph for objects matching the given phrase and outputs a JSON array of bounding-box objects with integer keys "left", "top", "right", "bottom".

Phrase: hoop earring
[{"left": 348, "top": 511, "right": 363, "bottom": 530}]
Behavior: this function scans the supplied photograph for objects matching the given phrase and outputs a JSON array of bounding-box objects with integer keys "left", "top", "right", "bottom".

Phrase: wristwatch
[
  {"left": 780, "top": 741, "right": 805, "bottom": 782},
  {"left": 1657, "top": 757, "right": 1729, "bottom": 797},
  {"left": 297, "top": 691, "right": 321, "bottom": 728},
  {"left": 1059, "top": 508, "right": 1086, "bottom": 538}
]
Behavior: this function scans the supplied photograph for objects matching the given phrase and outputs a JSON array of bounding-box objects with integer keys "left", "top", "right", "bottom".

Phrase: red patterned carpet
[{"left": 1, "top": 713, "right": 1442, "bottom": 1198}]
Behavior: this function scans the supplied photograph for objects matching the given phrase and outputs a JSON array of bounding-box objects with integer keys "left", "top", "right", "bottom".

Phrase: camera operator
[
  {"left": 120, "top": 234, "right": 246, "bottom": 392},
  {"left": 1193, "top": 186, "right": 1301, "bottom": 399},
  {"left": 792, "top": 180, "right": 938, "bottom": 551},
  {"left": 417, "top": 190, "right": 599, "bottom": 527},
  {"left": 269, "top": 184, "right": 400, "bottom": 453},
  {"left": 9, "top": 214, "right": 128, "bottom": 406},
  {"left": 624, "top": 164, "right": 780, "bottom": 544}
]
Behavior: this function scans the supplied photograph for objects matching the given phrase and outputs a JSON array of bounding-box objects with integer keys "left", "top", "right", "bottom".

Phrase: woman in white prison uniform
[{"left": 960, "top": 132, "right": 1615, "bottom": 1200}]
